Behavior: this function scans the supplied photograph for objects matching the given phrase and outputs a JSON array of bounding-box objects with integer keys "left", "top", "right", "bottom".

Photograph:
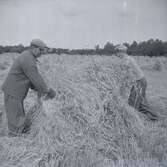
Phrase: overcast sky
[{"left": 0, "top": 0, "right": 166, "bottom": 48}]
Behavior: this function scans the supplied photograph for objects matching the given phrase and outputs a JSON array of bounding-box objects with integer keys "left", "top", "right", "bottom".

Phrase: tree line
[{"left": 0, "top": 39, "right": 167, "bottom": 57}]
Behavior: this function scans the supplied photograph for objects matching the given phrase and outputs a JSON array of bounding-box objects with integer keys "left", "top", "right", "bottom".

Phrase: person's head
[
  {"left": 30, "top": 39, "right": 48, "bottom": 58},
  {"left": 115, "top": 44, "right": 127, "bottom": 58}
]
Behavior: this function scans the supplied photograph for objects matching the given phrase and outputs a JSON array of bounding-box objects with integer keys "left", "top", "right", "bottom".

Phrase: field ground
[{"left": 0, "top": 53, "right": 167, "bottom": 166}]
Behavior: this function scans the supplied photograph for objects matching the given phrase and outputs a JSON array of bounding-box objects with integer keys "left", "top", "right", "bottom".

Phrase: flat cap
[
  {"left": 30, "top": 39, "right": 47, "bottom": 48},
  {"left": 115, "top": 44, "right": 127, "bottom": 52}
]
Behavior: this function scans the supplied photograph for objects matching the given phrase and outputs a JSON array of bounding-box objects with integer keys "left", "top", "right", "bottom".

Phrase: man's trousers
[
  {"left": 4, "top": 93, "right": 26, "bottom": 136},
  {"left": 128, "top": 77, "right": 147, "bottom": 111},
  {"left": 128, "top": 77, "right": 157, "bottom": 120}
]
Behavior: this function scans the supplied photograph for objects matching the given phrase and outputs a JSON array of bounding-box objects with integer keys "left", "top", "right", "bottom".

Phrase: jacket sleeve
[{"left": 22, "top": 58, "right": 49, "bottom": 94}]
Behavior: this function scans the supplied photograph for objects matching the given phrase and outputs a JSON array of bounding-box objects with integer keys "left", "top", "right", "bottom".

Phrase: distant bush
[{"left": 0, "top": 44, "right": 25, "bottom": 53}]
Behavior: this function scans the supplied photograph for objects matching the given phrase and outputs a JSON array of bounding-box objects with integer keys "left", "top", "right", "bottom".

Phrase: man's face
[
  {"left": 34, "top": 47, "right": 46, "bottom": 58},
  {"left": 34, "top": 48, "right": 41, "bottom": 58}
]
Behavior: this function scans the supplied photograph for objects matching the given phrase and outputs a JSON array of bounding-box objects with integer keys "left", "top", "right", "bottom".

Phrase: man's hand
[{"left": 45, "top": 88, "right": 56, "bottom": 100}]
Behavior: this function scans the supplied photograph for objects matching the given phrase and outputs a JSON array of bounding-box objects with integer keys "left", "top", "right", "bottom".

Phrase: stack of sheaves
[{"left": 0, "top": 55, "right": 144, "bottom": 167}]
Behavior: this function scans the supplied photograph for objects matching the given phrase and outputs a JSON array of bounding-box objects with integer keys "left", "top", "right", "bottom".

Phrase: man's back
[
  {"left": 2, "top": 50, "right": 36, "bottom": 99},
  {"left": 1, "top": 50, "right": 48, "bottom": 99}
]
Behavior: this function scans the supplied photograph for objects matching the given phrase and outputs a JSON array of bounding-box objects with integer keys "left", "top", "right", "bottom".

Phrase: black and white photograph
[{"left": 0, "top": 0, "right": 167, "bottom": 166}]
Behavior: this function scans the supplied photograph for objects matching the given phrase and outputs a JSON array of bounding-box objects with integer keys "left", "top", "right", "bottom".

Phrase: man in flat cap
[
  {"left": 1, "top": 39, "right": 56, "bottom": 136},
  {"left": 115, "top": 44, "right": 158, "bottom": 120}
]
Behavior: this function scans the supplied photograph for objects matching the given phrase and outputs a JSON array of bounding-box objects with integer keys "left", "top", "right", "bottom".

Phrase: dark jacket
[{"left": 1, "top": 50, "right": 48, "bottom": 99}]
